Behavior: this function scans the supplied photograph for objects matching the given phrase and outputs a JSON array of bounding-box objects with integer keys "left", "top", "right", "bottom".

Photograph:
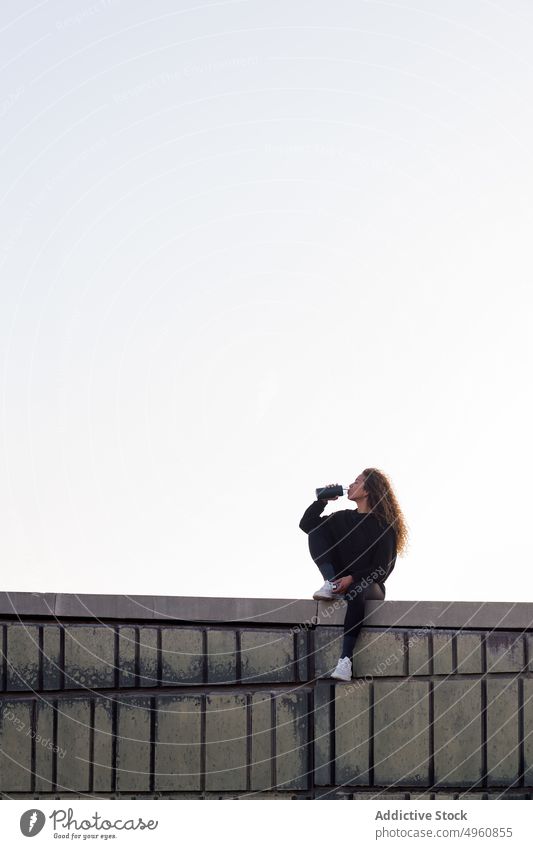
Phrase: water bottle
[{"left": 315, "top": 484, "right": 348, "bottom": 500}]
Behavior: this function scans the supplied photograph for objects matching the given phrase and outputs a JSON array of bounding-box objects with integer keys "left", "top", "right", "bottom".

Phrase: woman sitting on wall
[{"left": 299, "top": 468, "right": 409, "bottom": 681}]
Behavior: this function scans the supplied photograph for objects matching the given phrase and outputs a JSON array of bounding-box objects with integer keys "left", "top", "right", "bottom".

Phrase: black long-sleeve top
[{"left": 299, "top": 499, "right": 397, "bottom": 587}]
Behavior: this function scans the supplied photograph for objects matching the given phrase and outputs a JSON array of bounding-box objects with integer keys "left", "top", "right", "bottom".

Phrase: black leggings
[{"left": 308, "top": 521, "right": 385, "bottom": 659}]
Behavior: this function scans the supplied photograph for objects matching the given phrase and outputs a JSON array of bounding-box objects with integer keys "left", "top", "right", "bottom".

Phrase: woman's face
[{"left": 347, "top": 472, "right": 368, "bottom": 501}]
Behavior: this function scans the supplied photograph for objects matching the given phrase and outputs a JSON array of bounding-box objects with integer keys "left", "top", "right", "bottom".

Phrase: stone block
[
  {"left": 207, "top": 630, "right": 237, "bottom": 684},
  {"left": 374, "top": 680, "right": 430, "bottom": 786},
  {"left": 486, "top": 633, "right": 524, "bottom": 673},
  {"left": 486, "top": 678, "right": 520, "bottom": 785},
  {"left": 486, "top": 791, "right": 529, "bottom": 799},
  {"left": 275, "top": 691, "right": 309, "bottom": 790},
  {"left": 296, "top": 630, "right": 310, "bottom": 681},
  {"left": 456, "top": 632, "right": 483, "bottom": 674},
  {"left": 351, "top": 791, "right": 407, "bottom": 799},
  {"left": 42, "top": 626, "right": 62, "bottom": 690},
  {"left": 432, "top": 631, "right": 454, "bottom": 675},
  {"left": 313, "top": 627, "right": 343, "bottom": 678},
  {"left": 407, "top": 629, "right": 431, "bottom": 676},
  {"left": 138, "top": 594, "right": 316, "bottom": 625},
  {"left": 138, "top": 627, "right": 159, "bottom": 687},
  {"left": 240, "top": 630, "right": 295, "bottom": 683},
  {"left": 0, "top": 699, "right": 32, "bottom": 791},
  {"left": 334, "top": 679, "right": 371, "bottom": 786},
  {"left": 55, "top": 593, "right": 156, "bottom": 620},
  {"left": 433, "top": 680, "right": 483, "bottom": 787},
  {"left": 528, "top": 634, "right": 533, "bottom": 671},
  {"left": 0, "top": 592, "right": 56, "bottom": 617},
  {"left": 6, "top": 624, "right": 40, "bottom": 691},
  {"left": 116, "top": 697, "right": 152, "bottom": 791},
  {"left": 34, "top": 700, "right": 55, "bottom": 791},
  {"left": 0, "top": 626, "right": 4, "bottom": 689},
  {"left": 160, "top": 628, "right": 203, "bottom": 685},
  {"left": 64, "top": 626, "right": 115, "bottom": 689},
  {"left": 250, "top": 693, "right": 273, "bottom": 791},
  {"left": 313, "top": 683, "right": 333, "bottom": 786},
  {"left": 354, "top": 629, "right": 406, "bottom": 677},
  {"left": 93, "top": 696, "right": 114, "bottom": 792},
  {"left": 205, "top": 693, "right": 247, "bottom": 790},
  {"left": 317, "top": 787, "right": 352, "bottom": 799},
  {"left": 523, "top": 679, "right": 533, "bottom": 786},
  {"left": 155, "top": 694, "right": 202, "bottom": 791},
  {"left": 118, "top": 626, "right": 136, "bottom": 687},
  {"left": 56, "top": 698, "right": 91, "bottom": 792}
]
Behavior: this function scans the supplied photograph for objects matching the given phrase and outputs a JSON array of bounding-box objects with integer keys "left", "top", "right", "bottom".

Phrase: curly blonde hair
[{"left": 362, "top": 467, "right": 409, "bottom": 556}]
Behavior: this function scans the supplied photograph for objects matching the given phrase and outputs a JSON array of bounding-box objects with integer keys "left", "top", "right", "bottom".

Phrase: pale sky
[{"left": 1, "top": 0, "right": 532, "bottom": 602}]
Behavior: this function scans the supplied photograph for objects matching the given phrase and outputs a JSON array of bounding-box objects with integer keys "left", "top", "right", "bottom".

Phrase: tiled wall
[{"left": 1, "top": 618, "right": 532, "bottom": 799}]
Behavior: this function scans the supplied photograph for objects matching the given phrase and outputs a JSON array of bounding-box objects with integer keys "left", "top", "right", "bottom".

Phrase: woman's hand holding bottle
[{"left": 319, "top": 483, "right": 341, "bottom": 501}]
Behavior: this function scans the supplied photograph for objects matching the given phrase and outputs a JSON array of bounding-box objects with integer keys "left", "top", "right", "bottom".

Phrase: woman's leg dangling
[{"left": 341, "top": 580, "right": 384, "bottom": 659}]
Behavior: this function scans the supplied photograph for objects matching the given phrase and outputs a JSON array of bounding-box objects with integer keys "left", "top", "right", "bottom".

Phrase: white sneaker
[
  {"left": 330, "top": 656, "right": 352, "bottom": 681},
  {"left": 312, "top": 580, "right": 345, "bottom": 601}
]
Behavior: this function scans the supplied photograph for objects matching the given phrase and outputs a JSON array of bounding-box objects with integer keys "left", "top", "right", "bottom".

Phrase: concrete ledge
[
  {"left": 0, "top": 592, "right": 315, "bottom": 624},
  {"left": 319, "top": 599, "right": 533, "bottom": 629},
  {"left": 0, "top": 592, "right": 533, "bottom": 628}
]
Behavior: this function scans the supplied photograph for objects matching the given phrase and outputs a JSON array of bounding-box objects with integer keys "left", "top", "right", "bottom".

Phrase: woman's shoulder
[
  {"left": 328, "top": 508, "right": 362, "bottom": 527},
  {"left": 372, "top": 515, "right": 397, "bottom": 539},
  {"left": 330, "top": 508, "right": 356, "bottom": 522}
]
